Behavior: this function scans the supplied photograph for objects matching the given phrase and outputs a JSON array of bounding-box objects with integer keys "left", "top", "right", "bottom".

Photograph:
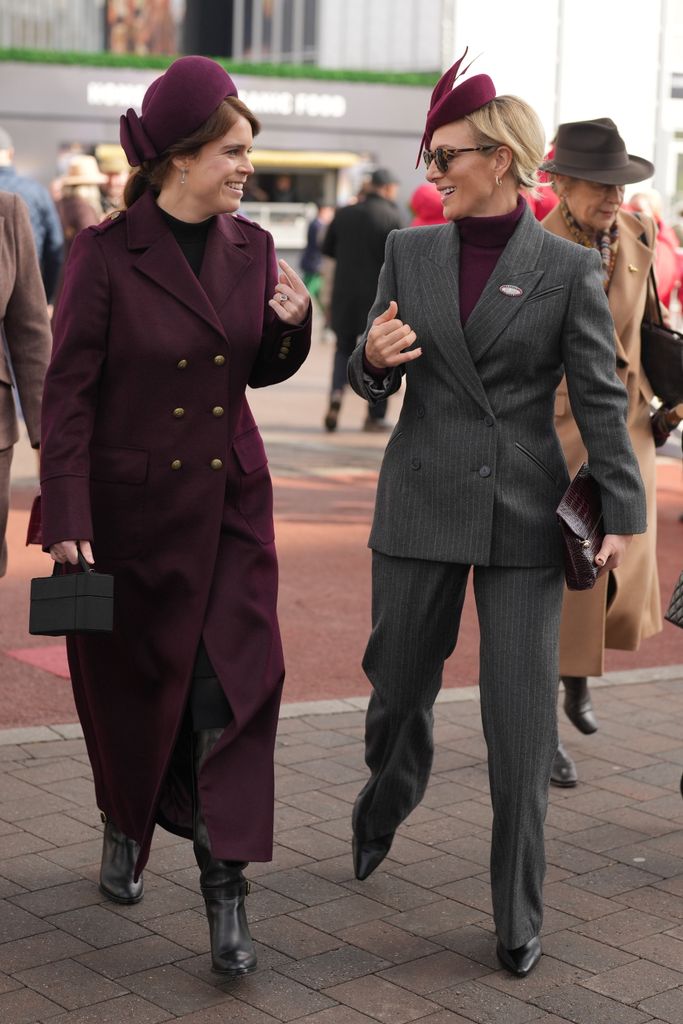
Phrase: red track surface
[{"left": 1, "top": 459, "right": 681, "bottom": 728}]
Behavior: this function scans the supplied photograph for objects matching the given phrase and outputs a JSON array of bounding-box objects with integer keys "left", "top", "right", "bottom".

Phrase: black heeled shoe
[
  {"left": 550, "top": 742, "right": 578, "bottom": 787},
  {"left": 562, "top": 676, "right": 598, "bottom": 734},
  {"left": 496, "top": 936, "right": 542, "bottom": 976},
  {"left": 352, "top": 832, "right": 394, "bottom": 881},
  {"left": 99, "top": 816, "right": 144, "bottom": 904},
  {"left": 194, "top": 728, "right": 256, "bottom": 977}
]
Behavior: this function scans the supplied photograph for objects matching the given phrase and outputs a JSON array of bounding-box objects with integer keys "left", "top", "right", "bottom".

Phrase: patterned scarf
[{"left": 559, "top": 196, "right": 619, "bottom": 292}]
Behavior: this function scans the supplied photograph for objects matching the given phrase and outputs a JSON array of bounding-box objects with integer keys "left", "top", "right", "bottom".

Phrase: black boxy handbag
[
  {"left": 640, "top": 265, "right": 683, "bottom": 408},
  {"left": 29, "top": 552, "right": 114, "bottom": 636},
  {"left": 556, "top": 463, "right": 605, "bottom": 591}
]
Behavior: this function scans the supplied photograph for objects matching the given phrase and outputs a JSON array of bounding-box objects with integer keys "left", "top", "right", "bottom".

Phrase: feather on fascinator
[{"left": 417, "top": 48, "right": 496, "bottom": 168}]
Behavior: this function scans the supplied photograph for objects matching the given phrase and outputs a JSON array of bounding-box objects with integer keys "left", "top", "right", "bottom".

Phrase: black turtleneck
[{"left": 159, "top": 207, "right": 215, "bottom": 278}]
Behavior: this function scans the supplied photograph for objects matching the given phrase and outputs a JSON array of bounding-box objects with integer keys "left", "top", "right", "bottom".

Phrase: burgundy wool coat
[{"left": 40, "top": 189, "right": 311, "bottom": 872}]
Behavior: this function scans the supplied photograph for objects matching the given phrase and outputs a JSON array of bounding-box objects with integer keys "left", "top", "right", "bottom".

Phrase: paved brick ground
[{"left": 1, "top": 672, "right": 682, "bottom": 1023}]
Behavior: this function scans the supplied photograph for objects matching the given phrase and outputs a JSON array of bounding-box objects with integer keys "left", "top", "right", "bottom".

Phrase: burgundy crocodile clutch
[{"left": 556, "top": 464, "right": 604, "bottom": 591}]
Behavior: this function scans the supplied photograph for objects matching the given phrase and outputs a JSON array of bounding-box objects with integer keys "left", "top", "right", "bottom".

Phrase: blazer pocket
[
  {"left": 90, "top": 444, "right": 149, "bottom": 484},
  {"left": 526, "top": 284, "right": 565, "bottom": 304},
  {"left": 515, "top": 442, "right": 556, "bottom": 484}
]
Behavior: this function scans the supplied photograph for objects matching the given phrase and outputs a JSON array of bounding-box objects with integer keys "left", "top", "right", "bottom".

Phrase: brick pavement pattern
[{"left": 0, "top": 674, "right": 682, "bottom": 1023}]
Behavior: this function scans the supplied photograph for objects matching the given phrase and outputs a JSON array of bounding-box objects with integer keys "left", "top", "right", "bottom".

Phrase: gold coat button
[
  {"left": 172, "top": 407, "right": 185, "bottom": 418},
  {"left": 213, "top": 355, "right": 225, "bottom": 366},
  {"left": 177, "top": 359, "right": 188, "bottom": 369},
  {"left": 212, "top": 406, "right": 224, "bottom": 417},
  {"left": 278, "top": 352, "right": 287, "bottom": 360},
  {"left": 171, "top": 459, "right": 182, "bottom": 470},
  {"left": 210, "top": 458, "right": 223, "bottom": 470}
]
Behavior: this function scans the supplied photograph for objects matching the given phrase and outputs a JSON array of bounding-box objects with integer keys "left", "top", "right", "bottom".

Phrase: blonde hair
[{"left": 465, "top": 95, "right": 545, "bottom": 192}]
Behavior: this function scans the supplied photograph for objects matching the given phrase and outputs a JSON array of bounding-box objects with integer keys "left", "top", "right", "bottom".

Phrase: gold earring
[
  {"left": 180, "top": 167, "right": 187, "bottom": 185},
  {"left": 495, "top": 175, "right": 502, "bottom": 187}
]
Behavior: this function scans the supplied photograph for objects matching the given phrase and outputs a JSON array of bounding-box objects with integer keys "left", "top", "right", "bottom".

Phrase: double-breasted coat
[
  {"left": 40, "top": 190, "right": 311, "bottom": 872},
  {"left": 543, "top": 206, "right": 662, "bottom": 676},
  {"left": 0, "top": 190, "right": 52, "bottom": 575}
]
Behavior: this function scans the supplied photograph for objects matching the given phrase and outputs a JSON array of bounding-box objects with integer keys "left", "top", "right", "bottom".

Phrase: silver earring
[
  {"left": 180, "top": 167, "right": 187, "bottom": 185},
  {"left": 495, "top": 175, "right": 502, "bottom": 187}
]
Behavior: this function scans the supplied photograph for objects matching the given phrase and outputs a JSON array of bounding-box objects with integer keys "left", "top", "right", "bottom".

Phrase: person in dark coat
[
  {"left": 39, "top": 56, "right": 312, "bottom": 978},
  {"left": 322, "top": 168, "right": 405, "bottom": 431}
]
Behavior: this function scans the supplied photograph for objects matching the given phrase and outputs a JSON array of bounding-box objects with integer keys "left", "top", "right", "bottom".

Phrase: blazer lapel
[
  {"left": 127, "top": 192, "right": 227, "bottom": 341},
  {"left": 423, "top": 223, "right": 492, "bottom": 411},
  {"left": 463, "top": 205, "right": 544, "bottom": 364}
]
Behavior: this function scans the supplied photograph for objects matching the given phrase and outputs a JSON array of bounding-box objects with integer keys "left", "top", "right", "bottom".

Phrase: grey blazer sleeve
[
  {"left": 561, "top": 247, "right": 646, "bottom": 535},
  {"left": 348, "top": 230, "right": 404, "bottom": 401}
]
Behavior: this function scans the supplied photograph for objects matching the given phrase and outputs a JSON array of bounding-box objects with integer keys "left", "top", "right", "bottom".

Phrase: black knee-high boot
[
  {"left": 193, "top": 728, "right": 256, "bottom": 976},
  {"left": 99, "top": 815, "right": 144, "bottom": 904},
  {"left": 561, "top": 676, "right": 598, "bottom": 734}
]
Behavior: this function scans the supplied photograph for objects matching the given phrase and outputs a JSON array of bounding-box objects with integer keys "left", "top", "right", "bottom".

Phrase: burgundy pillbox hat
[
  {"left": 120, "top": 55, "right": 238, "bottom": 167},
  {"left": 417, "top": 48, "right": 496, "bottom": 168}
]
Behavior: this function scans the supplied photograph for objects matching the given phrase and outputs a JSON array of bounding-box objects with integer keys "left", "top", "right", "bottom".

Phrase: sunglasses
[{"left": 422, "top": 145, "right": 497, "bottom": 173}]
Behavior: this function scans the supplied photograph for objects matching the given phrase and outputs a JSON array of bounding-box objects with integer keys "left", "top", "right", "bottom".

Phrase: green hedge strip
[{"left": 0, "top": 47, "right": 439, "bottom": 87}]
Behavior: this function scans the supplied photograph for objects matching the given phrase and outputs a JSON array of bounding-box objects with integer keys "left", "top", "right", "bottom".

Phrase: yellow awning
[{"left": 250, "top": 149, "right": 363, "bottom": 169}]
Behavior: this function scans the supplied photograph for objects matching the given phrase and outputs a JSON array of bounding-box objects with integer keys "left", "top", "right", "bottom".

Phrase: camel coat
[{"left": 542, "top": 206, "right": 661, "bottom": 676}]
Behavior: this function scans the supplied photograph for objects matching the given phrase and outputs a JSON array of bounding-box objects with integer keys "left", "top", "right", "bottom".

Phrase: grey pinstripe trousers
[{"left": 353, "top": 552, "right": 564, "bottom": 948}]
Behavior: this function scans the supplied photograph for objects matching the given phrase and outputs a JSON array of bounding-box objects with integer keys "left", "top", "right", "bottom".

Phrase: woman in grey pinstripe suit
[{"left": 347, "top": 55, "right": 647, "bottom": 978}]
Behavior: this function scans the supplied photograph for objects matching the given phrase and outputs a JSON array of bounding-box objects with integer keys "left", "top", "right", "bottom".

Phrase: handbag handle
[{"left": 51, "top": 551, "right": 95, "bottom": 577}]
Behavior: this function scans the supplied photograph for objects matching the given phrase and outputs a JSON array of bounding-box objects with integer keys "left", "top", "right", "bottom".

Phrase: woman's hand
[
  {"left": 365, "top": 301, "right": 422, "bottom": 369},
  {"left": 50, "top": 540, "right": 94, "bottom": 565},
  {"left": 268, "top": 259, "right": 311, "bottom": 325},
  {"left": 595, "top": 534, "right": 632, "bottom": 575}
]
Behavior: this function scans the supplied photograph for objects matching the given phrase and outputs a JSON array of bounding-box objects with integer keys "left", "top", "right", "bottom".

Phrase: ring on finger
[{"left": 278, "top": 293, "right": 288, "bottom": 303}]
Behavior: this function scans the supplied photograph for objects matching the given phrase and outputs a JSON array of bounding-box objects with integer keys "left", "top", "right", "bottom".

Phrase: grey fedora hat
[{"left": 540, "top": 118, "right": 653, "bottom": 185}]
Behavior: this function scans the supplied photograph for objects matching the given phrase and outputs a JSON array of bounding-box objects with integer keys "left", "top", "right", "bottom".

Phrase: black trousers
[{"left": 190, "top": 640, "right": 233, "bottom": 730}]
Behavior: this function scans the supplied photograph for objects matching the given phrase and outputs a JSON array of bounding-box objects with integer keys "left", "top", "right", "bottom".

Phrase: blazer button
[
  {"left": 210, "top": 458, "right": 223, "bottom": 470},
  {"left": 214, "top": 355, "right": 226, "bottom": 366},
  {"left": 484, "top": 415, "right": 494, "bottom": 427},
  {"left": 172, "top": 407, "right": 185, "bottom": 418},
  {"left": 212, "top": 406, "right": 225, "bottom": 417},
  {"left": 177, "top": 359, "right": 188, "bottom": 369},
  {"left": 417, "top": 406, "right": 425, "bottom": 418},
  {"left": 171, "top": 459, "right": 182, "bottom": 470},
  {"left": 479, "top": 465, "right": 491, "bottom": 477},
  {"left": 411, "top": 457, "right": 421, "bottom": 470}
]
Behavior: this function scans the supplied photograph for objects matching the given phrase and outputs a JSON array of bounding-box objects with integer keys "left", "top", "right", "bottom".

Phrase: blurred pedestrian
[
  {"left": 0, "top": 191, "right": 52, "bottom": 575},
  {"left": 347, "top": 55, "right": 645, "bottom": 978},
  {"left": 96, "top": 145, "right": 131, "bottom": 215},
  {"left": 39, "top": 56, "right": 311, "bottom": 977},
  {"left": 409, "top": 182, "right": 446, "bottom": 226},
  {"left": 322, "top": 168, "right": 405, "bottom": 432},
  {"left": 541, "top": 120, "right": 679, "bottom": 786},
  {"left": 627, "top": 189, "right": 679, "bottom": 309},
  {"left": 53, "top": 155, "right": 108, "bottom": 311},
  {"left": 0, "top": 126, "right": 64, "bottom": 305},
  {"left": 299, "top": 200, "right": 333, "bottom": 308}
]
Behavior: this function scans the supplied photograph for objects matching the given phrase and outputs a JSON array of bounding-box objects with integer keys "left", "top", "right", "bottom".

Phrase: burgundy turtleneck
[{"left": 457, "top": 195, "right": 525, "bottom": 325}]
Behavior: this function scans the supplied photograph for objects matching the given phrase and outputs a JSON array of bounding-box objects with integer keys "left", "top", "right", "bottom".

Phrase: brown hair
[{"left": 123, "top": 96, "right": 261, "bottom": 208}]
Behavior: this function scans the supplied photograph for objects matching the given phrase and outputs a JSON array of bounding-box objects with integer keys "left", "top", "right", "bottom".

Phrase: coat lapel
[
  {"left": 126, "top": 192, "right": 251, "bottom": 342},
  {"left": 422, "top": 223, "right": 492, "bottom": 411},
  {"left": 605, "top": 211, "right": 654, "bottom": 364},
  {"left": 463, "top": 205, "right": 545, "bottom": 365}
]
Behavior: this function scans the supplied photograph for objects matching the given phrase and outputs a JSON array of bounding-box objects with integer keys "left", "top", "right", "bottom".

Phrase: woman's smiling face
[
  {"left": 425, "top": 119, "right": 501, "bottom": 220},
  {"left": 181, "top": 115, "right": 255, "bottom": 218}
]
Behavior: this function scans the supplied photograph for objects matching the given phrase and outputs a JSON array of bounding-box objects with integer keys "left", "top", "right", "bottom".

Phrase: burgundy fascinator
[
  {"left": 120, "top": 55, "right": 238, "bottom": 167},
  {"left": 417, "top": 48, "right": 496, "bottom": 168}
]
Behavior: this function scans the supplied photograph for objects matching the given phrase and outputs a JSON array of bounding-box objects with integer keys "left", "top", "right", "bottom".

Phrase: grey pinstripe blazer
[{"left": 348, "top": 204, "right": 646, "bottom": 567}]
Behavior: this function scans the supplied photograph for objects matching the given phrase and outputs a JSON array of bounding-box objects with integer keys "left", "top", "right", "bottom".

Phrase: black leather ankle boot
[
  {"left": 99, "top": 816, "right": 143, "bottom": 904},
  {"left": 193, "top": 728, "right": 256, "bottom": 976},
  {"left": 562, "top": 676, "right": 598, "bottom": 734}
]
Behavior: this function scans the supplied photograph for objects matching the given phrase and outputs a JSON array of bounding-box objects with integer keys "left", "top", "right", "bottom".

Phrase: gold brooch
[{"left": 628, "top": 264, "right": 638, "bottom": 273}]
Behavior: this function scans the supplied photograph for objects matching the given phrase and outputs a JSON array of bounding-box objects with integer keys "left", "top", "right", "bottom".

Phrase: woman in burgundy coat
[{"left": 39, "top": 56, "right": 311, "bottom": 976}]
